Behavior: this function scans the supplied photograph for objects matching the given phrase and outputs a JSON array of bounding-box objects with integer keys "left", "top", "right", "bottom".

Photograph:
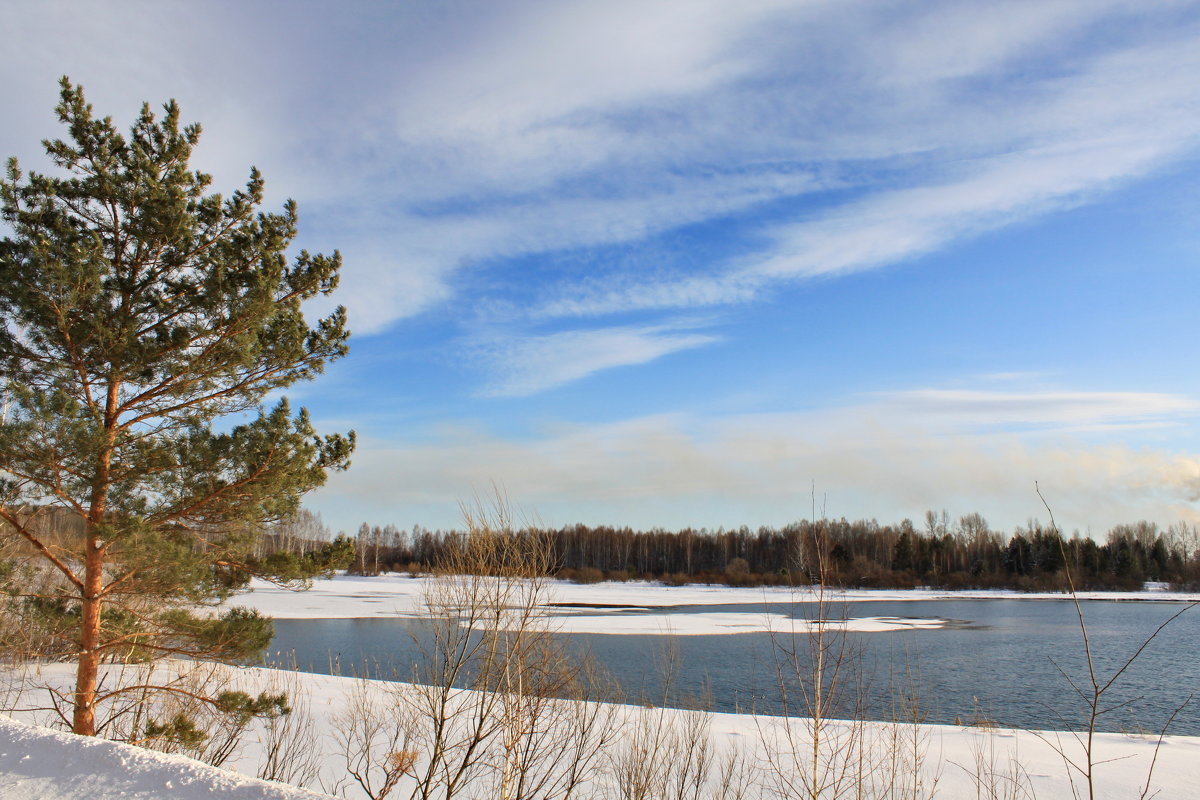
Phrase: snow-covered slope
[
  {"left": 0, "top": 715, "right": 333, "bottom": 800},
  {"left": 5, "top": 665, "right": 1200, "bottom": 799}
]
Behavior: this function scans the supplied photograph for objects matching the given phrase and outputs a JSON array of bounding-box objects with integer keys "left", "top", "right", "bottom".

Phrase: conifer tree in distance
[{"left": 0, "top": 79, "right": 355, "bottom": 735}]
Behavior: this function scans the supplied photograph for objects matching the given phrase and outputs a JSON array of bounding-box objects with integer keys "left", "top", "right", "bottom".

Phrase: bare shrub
[
  {"left": 869, "top": 653, "right": 941, "bottom": 800},
  {"left": 328, "top": 494, "right": 620, "bottom": 800},
  {"left": 332, "top": 678, "right": 420, "bottom": 800},
  {"left": 256, "top": 667, "right": 323, "bottom": 789},
  {"left": 1036, "top": 484, "right": 1196, "bottom": 800},
  {"left": 711, "top": 745, "right": 756, "bottom": 800},
  {"left": 571, "top": 567, "right": 605, "bottom": 584}
]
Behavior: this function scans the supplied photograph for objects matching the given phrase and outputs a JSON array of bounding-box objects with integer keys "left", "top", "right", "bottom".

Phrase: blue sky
[{"left": 5, "top": 0, "right": 1200, "bottom": 535}]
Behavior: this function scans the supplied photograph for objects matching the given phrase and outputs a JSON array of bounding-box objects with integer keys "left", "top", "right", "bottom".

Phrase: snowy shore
[
  {"left": 3, "top": 576, "right": 1198, "bottom": 799},
  {"left": 5, "top": 663, "right": 1200, "bottom": 800}
]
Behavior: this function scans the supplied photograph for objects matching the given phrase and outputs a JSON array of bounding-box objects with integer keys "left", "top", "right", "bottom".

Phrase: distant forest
[
  {"left": 15, "top": 507, "right": 1195, "bottom": 592},
  {"left": 322, "top": 511, "right": 1200, "bottom": 592}
]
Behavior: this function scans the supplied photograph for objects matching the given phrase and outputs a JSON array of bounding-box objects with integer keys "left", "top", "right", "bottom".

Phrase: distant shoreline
[{"left": 229, "top": 573, "right": 1200, "bottom": 621}]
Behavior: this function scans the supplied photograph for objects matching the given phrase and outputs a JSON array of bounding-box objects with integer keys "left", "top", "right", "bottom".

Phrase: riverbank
[{"left": 3, "top": 661, "right": 1198, "bottom": 799}]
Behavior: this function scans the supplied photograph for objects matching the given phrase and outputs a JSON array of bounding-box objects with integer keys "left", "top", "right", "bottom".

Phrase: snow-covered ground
[
  {"left": 5, "top": 663, "right": 1199, "bottom": 800},
  {"left": 4, "top": 575, "right": 1198, "bottom": 799},
  {"left": 0, "top": 712, "right": 333, "bottom": 799}
]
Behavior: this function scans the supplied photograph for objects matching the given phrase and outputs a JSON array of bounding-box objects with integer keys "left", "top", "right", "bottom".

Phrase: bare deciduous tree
[
  {"left": 332, "top": 497, "right": 619, "bottom": 800},
  {"left": 760, "top": 524, "right": 871, "bottom": 800}
]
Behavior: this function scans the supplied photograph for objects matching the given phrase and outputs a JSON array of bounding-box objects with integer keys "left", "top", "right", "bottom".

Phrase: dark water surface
[{"left": 264, "top": 598, "right": 1200, "bottom": 734}]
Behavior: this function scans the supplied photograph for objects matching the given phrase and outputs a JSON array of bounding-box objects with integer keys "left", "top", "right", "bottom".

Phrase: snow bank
[
  {"left": 5, "top": 661, "right": 1200, "bottom": 799},
  {"left": 0, "top": 713, "right": 332, "bottom": 800}
]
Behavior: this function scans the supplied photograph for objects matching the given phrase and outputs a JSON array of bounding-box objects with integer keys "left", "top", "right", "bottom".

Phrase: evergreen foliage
[{"left": 0, "top": 79, "right": 355, "bottom": 734}]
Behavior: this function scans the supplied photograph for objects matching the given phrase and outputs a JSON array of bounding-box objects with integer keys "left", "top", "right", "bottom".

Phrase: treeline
[{"left": 340, "top": 512, "right": 1200, "bottom": 591}]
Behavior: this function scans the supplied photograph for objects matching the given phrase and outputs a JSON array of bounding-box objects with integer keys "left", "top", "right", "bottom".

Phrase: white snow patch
[
  {"left": 0, "top": 713, "right": 332, "bottom": 800},
  {"left": 493, "top": 610, "right": 791, "bottom": 635},
  {"left": 792, "top": 615, "right": 949, "bottom": 633},
  {"left": 473, "top": 611, "right": 950, "bottom": 635},
  {"left": 227, "top": 574, "right": 1200, "bottom": 622}
]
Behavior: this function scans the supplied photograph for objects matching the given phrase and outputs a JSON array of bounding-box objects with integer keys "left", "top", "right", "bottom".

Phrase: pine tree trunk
[
  {"left": 75, "top": 392, "right": 117, "bottom": 736},
  {"left": 73, "top": 544, "right": 103, "bottom": 735}
]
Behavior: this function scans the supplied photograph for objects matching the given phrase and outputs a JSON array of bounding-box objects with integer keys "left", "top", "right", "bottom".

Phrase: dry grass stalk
[{"left": 954, "top": 727, "right": 1035, "bottom": 800}]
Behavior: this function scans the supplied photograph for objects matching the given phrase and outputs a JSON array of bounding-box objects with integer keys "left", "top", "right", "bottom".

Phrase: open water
[{"left": 263, "top": 598, "right": 1200, "bottom": 734}]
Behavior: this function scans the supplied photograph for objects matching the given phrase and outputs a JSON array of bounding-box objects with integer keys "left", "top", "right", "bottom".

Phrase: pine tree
[{"left": 0, "top": 79, "right": 355, "bottom": 735}]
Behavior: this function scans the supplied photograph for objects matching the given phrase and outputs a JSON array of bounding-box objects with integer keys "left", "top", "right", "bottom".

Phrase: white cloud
[
  {"left": 527, "top": 4, "right": 1200, "bottom": 316},
  {"left": 875, "top": 389, "right": 1199, "bottom": 430},
  {"left": 390, "top": 0, "right": 800, "bottom": 186},
  {"left": 312, "top": 385, "right": 1200, "bottom": 533},
  {"left": 6, "top": 1, "right": 1200, "bottom": 338},
  {"left": 534, "top": 273, "right": 763, "bottom": 320},
  {"left": 476, "top": 322, "right": 721, "bottom": 397}
]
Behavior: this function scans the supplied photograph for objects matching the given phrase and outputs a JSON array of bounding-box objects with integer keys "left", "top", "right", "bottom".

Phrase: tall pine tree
[{"left": 0, "top": 79, "right": 355, "bottom": 735}]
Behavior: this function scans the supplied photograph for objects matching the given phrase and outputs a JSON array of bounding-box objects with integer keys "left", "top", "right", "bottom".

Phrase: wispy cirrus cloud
[
  {"left": 7, "top": 1, "right": 1200, "bottom": 339},
  {"left": 532, "top": 20, "right": 1200, "bottom": 317},
  {"left": 475, "top": 321, "right": 721, "bottom": 397}
]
